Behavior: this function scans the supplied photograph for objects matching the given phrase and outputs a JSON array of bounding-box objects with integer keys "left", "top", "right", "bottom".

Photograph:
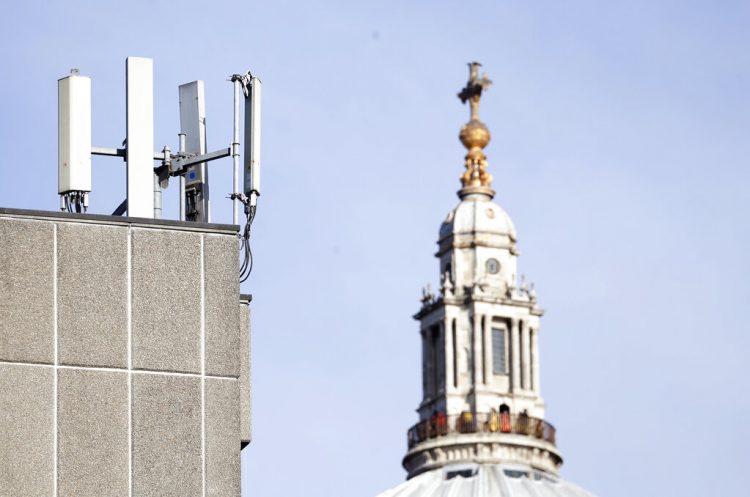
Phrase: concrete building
[
  {"left": 374, "top": 64, "right": 597, "bottom": 496},
  {"left": 0, "top": 208, "right": 250, "bottom": 497}
]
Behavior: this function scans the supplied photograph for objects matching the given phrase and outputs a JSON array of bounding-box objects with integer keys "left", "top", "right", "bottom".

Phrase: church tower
[
  {"left": 376, "top": 63, "right": 597, "bottom": 497},
  {"left": 403, "top": 62, "right": 562, "bottom": 479}
]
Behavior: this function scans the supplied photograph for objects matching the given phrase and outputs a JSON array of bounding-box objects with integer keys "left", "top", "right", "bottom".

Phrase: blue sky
[{"left": 1, "top": 1, "right": 749, "bottom": 496}]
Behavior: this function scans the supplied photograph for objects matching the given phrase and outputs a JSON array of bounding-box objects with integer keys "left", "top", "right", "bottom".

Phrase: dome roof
[
  {"left": 439, "top": 196, "right": 517, "bottom": 242},
  {"left": 376, "top": 463, "right": 596, "bottom": 497}
]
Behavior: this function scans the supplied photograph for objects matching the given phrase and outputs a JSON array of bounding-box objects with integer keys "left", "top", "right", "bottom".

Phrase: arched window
[{"left": 499, "top": 403, "right": 511, "bottom": 433}]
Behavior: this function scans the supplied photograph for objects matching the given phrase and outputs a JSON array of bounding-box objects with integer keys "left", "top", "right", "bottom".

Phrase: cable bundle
[{"left": 239, "top": 204, "right": 256, "bottom": 283}]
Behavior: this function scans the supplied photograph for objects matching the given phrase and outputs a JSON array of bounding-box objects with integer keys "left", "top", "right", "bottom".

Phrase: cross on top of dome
[
  {"left": 457, "top": 62, "right": 492, "bottom": 120},
  {"left": 457, "top": 62, "right": 495, "bottom": 198}
]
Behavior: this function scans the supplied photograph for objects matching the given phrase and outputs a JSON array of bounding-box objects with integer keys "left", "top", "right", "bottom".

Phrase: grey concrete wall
[
  {"left": 240, "top": 295, "right": 252, "bottom": 446},
  {"left": 0, "top": 209, "right": 250, "bottom": 497}
]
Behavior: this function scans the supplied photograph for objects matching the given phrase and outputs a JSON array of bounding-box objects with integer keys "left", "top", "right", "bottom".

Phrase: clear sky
[{"left": 1, "top": 1, "right": 749, "bottom": 496}]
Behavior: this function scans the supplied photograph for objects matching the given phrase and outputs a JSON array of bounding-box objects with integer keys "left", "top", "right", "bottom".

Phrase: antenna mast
[{"left": 57, "top": 57, "right": 263, "bottom": 280}]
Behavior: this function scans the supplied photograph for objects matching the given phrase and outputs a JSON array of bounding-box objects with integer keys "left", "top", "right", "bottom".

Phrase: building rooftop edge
[{"left": 0, "top": 207, "right": 239, "bottom": 234}]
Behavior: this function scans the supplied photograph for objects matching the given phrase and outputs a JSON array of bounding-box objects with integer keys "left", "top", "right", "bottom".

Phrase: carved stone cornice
[
  {"left": 435, "top": 232, "right": 518, "bottom": 258},
  {"left": 414, "top": 295, "right": 544, "bottom": 320},
  {"left": 402, "top": 432, "right": 563, "bottom": 479}
]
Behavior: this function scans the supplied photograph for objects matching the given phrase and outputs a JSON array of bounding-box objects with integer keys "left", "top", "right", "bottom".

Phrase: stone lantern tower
[{"left": 375, "top": 64, "right": 597, "bottom": 496}]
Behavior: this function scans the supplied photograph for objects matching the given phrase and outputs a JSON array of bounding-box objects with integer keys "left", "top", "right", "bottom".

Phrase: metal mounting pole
[
  {"left": 232, "top": 79, "right": 242, "bottom": 226},
  {"left": 153, "top": 172, "right": 162, "bottom": 219},
  {"left": 178, "top": 133, "right": 186, "bottom": 221}
]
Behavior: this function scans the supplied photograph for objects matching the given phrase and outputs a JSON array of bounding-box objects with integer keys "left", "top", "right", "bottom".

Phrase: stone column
[
  {"left": 531, "top": 327, "right": 540, "bottom": 393},
  {"left": 521, "top": 320, "right": 531, "bottom": 390},
  {"left": 472, "top": 313, "right": 482, "bottom": 388},
  {"left": 421, "top": 328, "right": 430, "bottom": 399},
  {"left": 483, "top": 315, "right": 492, "bottom": 385},
  {"left": 437, "top": 323, "right": 445, "bottom": 394},
  {"left": 511, "top": 318, "right": 520, "bottom": 392},
  {"left": 444, "top": 315, "right": 453, "bottom": 393}
]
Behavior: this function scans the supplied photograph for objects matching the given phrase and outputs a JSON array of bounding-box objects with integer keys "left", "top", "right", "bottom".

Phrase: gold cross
[{"left": 457, "top": 62, "right": 492, "bottom": 121}]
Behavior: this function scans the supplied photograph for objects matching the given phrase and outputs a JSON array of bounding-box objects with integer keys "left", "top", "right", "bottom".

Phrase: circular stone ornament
[{"left": 486, "top": 258, "right": 500, "bottom": 274}]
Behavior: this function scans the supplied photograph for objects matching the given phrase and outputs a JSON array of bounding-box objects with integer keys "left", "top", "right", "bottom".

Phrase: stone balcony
[{"left": 403, "top": 412, "right": 562, "bottom": 478}]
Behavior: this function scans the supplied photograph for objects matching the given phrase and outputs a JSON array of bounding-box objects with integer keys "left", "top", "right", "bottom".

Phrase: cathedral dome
[
  {"left": 439, "top": 195, "right": 517, "bottom": 244},
  {"left": 376, "top": 463, "right": 596, "bottom": 497}
]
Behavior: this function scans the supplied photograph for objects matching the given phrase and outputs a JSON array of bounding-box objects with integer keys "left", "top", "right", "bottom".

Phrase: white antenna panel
[
  {"left": 243, "top": 77, "right": 261, "bottom": 198},
  {"left": 179, "top": 81, "right": 210, "bottom": 221},
  {"left": 58, "top": 72, "right": 91, "bottom": 194},
  {"left": 179, "top": 81, "right": 207, "bottom": 175},
  {"left": 126, "top": 57, "right": 155, "bottom": 218}
]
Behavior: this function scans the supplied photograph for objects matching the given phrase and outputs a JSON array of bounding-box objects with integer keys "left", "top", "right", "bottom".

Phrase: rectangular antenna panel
[
  {"left": 178, "top": 81, "right": 208, "bottom": 187},
  {"left": 178, "top": 80, "right": 210, "bottom": 222},
  {"left": 58, "top": 74, "right": 91, "bottom": 194},
  {"left": 126, "top": 57, "right": 154, "bottom": 218},
  {"left": 243, "top": 77, "right": 262, "bottom": 196}
]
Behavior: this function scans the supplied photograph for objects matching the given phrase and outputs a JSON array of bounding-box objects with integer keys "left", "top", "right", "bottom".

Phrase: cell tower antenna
[
  {"left": 58, "top": 68, "right": 91, "bottom": 213},
  {"left": 57, "top": 57, "right": 263, "bottom": 281}
]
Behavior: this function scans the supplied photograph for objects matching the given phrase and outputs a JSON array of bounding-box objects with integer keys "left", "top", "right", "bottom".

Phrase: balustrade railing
[{"left": 407, "top": 412, "right": 556, "bottom": 449}]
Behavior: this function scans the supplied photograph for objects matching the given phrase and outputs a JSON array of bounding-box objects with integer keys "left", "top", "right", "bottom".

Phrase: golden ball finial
[{"left": 459, "top": 119, "right": 490, "bottom": 150}]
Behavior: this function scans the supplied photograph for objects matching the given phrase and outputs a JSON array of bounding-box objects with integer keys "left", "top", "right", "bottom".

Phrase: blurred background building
[{"left": 375, "top": 64, "right": 596, "bottom": 497}]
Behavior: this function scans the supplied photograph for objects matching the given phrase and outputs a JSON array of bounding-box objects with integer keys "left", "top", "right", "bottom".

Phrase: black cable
[
  {"left": 240, "top": 209, "right": 254, "bottom": 280},
  {"left": 239, "top": 211, "right": 251, "bottom": 274},
  {"left": 239, "top": 204, "right": 256, "bottom": 283}
]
